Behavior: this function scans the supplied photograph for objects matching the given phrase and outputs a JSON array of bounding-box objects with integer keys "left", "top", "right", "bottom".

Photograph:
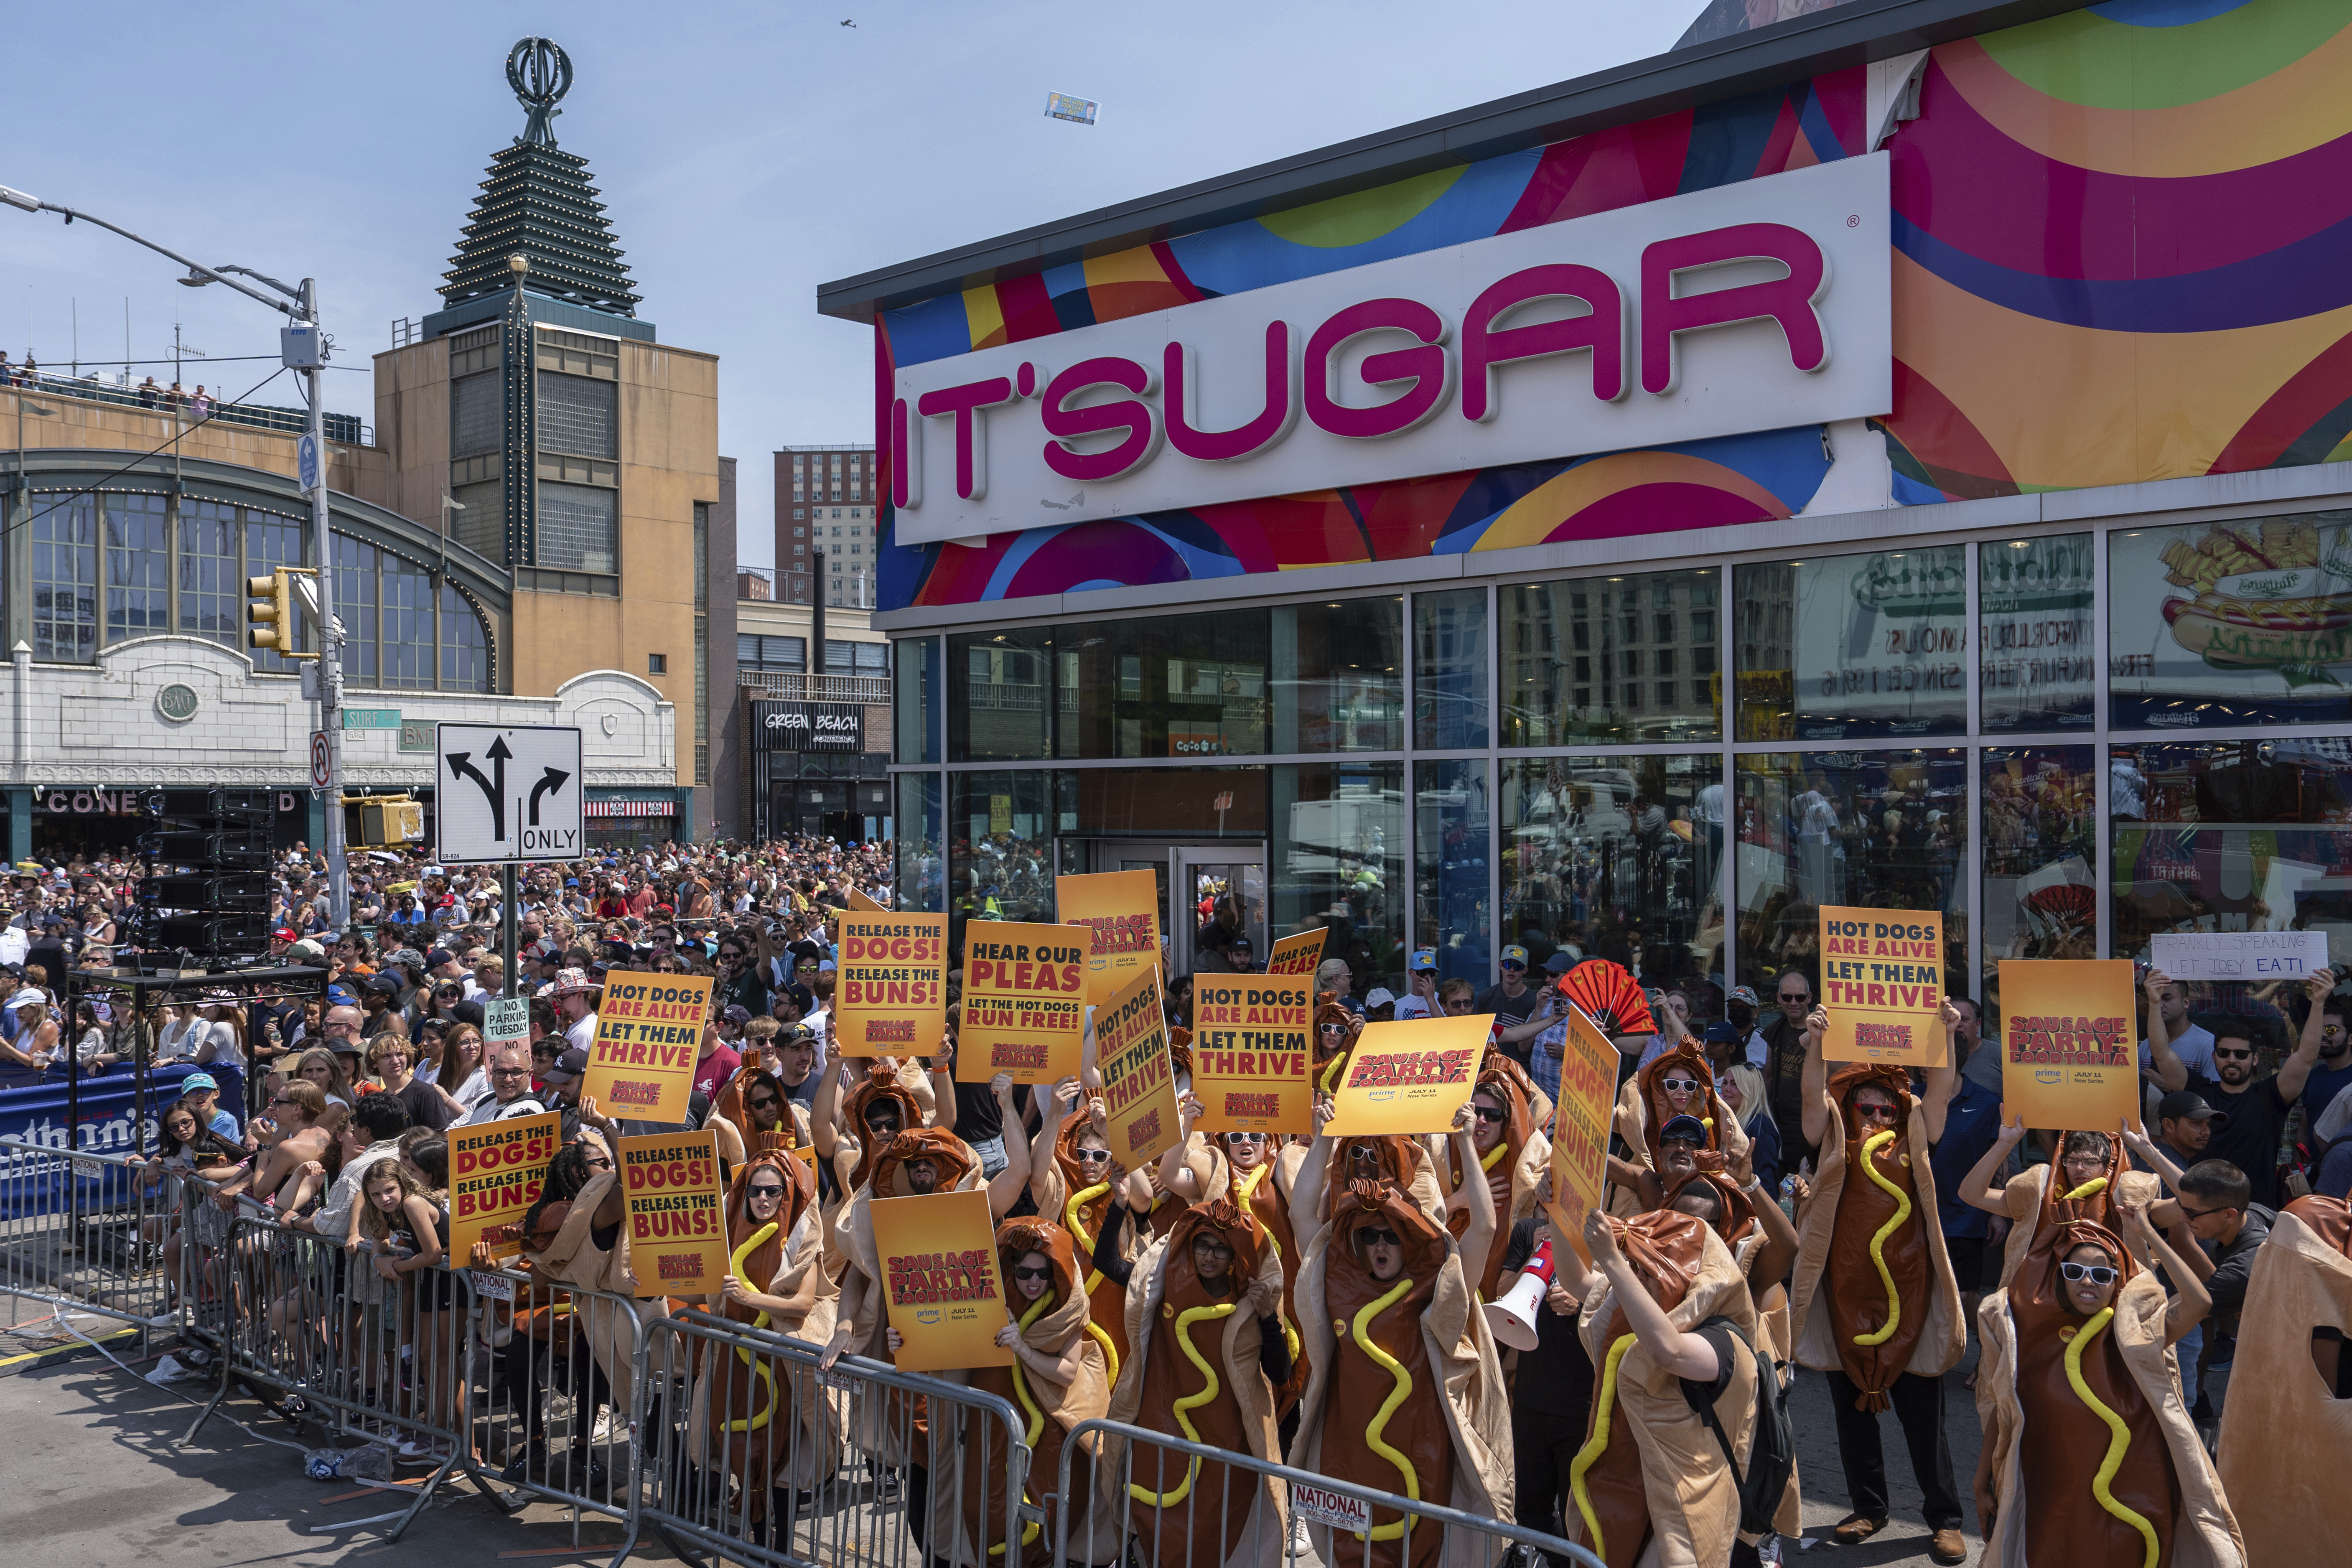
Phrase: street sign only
[{"left": 434, "top": 723, "right": 583, "bottom": 863}]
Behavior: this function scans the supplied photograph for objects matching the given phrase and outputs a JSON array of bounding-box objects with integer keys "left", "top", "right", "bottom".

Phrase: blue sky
[{"left": 0, "top": 2, "right": 1690, "bottom": 572}]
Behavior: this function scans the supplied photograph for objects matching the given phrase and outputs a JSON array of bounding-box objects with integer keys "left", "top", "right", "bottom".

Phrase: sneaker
[{"left": 590, "top": 1409, "right": 619, "bottom": 1443}]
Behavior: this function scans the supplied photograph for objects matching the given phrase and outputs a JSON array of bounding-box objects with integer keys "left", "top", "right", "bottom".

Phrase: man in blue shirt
[{"left": 1925, "top": 997, "right": 2008, "bottom": 1324}]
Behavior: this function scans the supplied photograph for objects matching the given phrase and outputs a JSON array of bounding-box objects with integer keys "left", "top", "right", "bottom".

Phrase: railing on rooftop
[
  {"left": 0, "top": 369, "right": 373, "bottom": 447},
  {"left": 739, "top": 669, "right": 890, "bottom": 705}
]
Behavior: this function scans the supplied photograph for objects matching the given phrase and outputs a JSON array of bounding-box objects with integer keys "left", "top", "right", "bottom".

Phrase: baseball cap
[
  {"left": 2156, "top": 1090, "right": 2227, "bottom": 1126},
  {"left": 327, "top": 984, "right": 358, "bottom": 1008},
  {"left": 1230, "top": 935, "right": 1253, "bottom": 952},
  {"left": 1543, "top": 952, "right": 1577, "bottom": 975},
  {"left": 181, "top": 1072, "right": 220, "bottom": 1093},
  {"left": 1729, "top": 985, "right": 1760, "bottom": 1007},
  {"left": 390, "top": 949, "right": 426, "bottom": 969},
  {"left": 543, "top": 1047, "right": 590, "bottom": 1082},
  {"left": 1499, "top": 945, "right": 1527, "bottom": 969},
  {"left": 1364, "top": 987, "right": 1397, "bottom": 1009},
  {"left": 1702, "top": 1020, "right": 1741, "bottom": 1046},
  {"left": 721, "top": 1003, "right": 752, "bottom": 1026},
  {"left": 1659, "top": 1113, "right": 1710, "bottom": 1144},
  {"left": 272, "top": 926, "right": 298, "bottom": 943},
  {"left": 361, "top": 973, "right": 399, "bottom": 994},
  {"left": 1411, "top": 948, "right": 1440, "bottom": 972},
  {"left": 425, "top": 948, "right": 457, "bottom": 968}
]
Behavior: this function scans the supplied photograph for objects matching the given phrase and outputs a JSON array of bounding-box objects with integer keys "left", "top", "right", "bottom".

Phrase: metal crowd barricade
[
  {"left": 639, "top": 1308, "right": 1034, "bottom": 1568},
  {"left": 1058, "top": 1416, "right": 1604, "bottom": 1568},
  {"left": 0, "top": 1135, "right": 177, "bottom": 1345}
]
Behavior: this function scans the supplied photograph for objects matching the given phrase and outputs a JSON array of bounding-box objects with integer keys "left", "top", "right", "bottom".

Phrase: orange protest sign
[
  {"left": 580, "top": 971, "right": 715, "bottom": 1125},
  {"left": 1543, "top": 1004, "right": 1619, "bottom": 1270},
  {"left": 849, "top": 887, "right": 886, "bottom": 913},
  {"left": 1819, "top": 906, "right": 1947, "bottom": 1068},
  {"left": 1266, "top": 928, "right": 1328, "bottom": 976},
  {"left": 835, "top": 912, "right": 949, "bottom": 1057},
  {"left": 1190, "top": 972, "right": 1311, "bottom": 1133},
  {"left": 1996, "top": 959, "right": 2140, "bottom": 1133},
  {"left": 1095, "top": 967, "right": 1181, "bottom": 1167},
  {"left": 1056, "top": 869, "right": 1161, "bottom": 1009},
  {"left": 1322, "top": 1014, "right": 1490, "bottom": 1137},
  {"left": 868, "top": 1188, "right": 1016, "bottom": 1372},
  {"left": 957, "top": 921, "right": 1087, "bottom": 1083},
  {"left": 448, "top": 1112, "right": 560, "bottom": 1264},
  {"left": 617, "top": 1130, "right": 728, "bottom": 1298}
]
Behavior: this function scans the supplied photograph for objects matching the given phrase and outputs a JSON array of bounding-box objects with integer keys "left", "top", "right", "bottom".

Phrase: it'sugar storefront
[{"left": 844, "top": 0, "right": 2352, "bottom": 1044}]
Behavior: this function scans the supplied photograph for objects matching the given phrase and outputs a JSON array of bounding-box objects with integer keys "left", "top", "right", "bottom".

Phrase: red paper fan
[
  {"left": 1560, "top": 959, "right": 1658, "bottom": 1037},
  {"left": 2025, "top": 884, "right": 2094, "bottom": 923}
]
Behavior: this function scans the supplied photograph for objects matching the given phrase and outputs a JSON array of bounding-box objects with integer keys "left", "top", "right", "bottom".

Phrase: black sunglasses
[
  {"left": 748, "top": 1095, "right": 779, "bottom": 1110},
  {"left": 1472, "top": 1106, "right": 1506, "bottom": 1123},
  {"left": 1359, "top": 1227, "right": 1402, "bottom": 1247},
  {"left": 748, "top": 1184, "right": 787, "bottom": 1199},
  {"left": 1011, "top": 1265, "right": 1053, "bottom": 1282}
]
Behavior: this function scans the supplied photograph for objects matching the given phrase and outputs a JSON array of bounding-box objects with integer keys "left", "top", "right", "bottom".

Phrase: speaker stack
[{"left": 128, "top": 788, "right": 276, "bottom": 974}]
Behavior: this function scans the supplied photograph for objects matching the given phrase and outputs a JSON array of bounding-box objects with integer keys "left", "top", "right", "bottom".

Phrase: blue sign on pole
[{"left": 298, "top": 433, "right": 321, "bottom": 493}]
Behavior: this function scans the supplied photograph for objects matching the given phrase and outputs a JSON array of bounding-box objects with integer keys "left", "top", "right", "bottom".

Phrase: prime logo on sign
[
  {"left": 891, "top": 154, "right": 1889, "bottom": 543},
  {"left": 435, "top": 723, "right": 584, "bottom": 863}
]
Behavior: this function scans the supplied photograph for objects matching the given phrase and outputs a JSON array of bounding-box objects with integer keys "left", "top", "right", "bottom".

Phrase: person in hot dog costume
[
  {"left": 1975, "top": 1207, "right": 2240, "bottom": 1567},
  {"left": 1087, "top": 1194, "right": 1291, "bottom": 1568},
  {"left": 2215, "top": 1192, "right": 2352, "bottom": 1565},
  {"left": 1607, "top": 1041, "right": 1749, "bottom": 1217},
  {"left": 1791, "top": 1009, "right": 1967, "bottom": 1562},
  {"left": 1293, "top": 1100, "right": 1508, "bottom": 1568},
  {"left": 1563, "top": 1205, "right": 1759, "bottom": 1568},
  {"left": 1957, "top": 1121, "right": 2164, "bottom": 1286},
  {"left": 1446, "top": 1064, "right": 1550, "bottom": 1300},
  {"left": 690, "top": 1130, "right": 837, "bottom": 1526},
  {"left": 1222, "top": 1120, "right": 1311, "bottom": 1424},
  {"left": 1291, "top": 1100, "right": 1450, "bottom": 1257},
  {"left": 1028, "top": 1075, "right": 1140, "bottom": 1393}
]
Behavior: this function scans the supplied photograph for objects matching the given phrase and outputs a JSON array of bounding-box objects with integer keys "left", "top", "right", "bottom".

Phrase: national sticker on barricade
[
  {"left": 868, "top": 1187, "right": 1015, "bottom": 1372},
  {"left": 957, "top": 919, "right": 1087, "bottom": 1083},
  {"left": 835, "top": 911, "right": 948, "bottom": 1056},
  {"left": 1543, "top": 1003, "right": 1618, "bottom": 1269},
  {"left": 1095, "top": 966, "right": 1180, "bottom": 1166},
  {"left": 1997, "top": 958, "right": 2139, "bottom": 1133},
  {"left": 618, "top": 1129, "right": 728, "bottom": 1298},
  {"left": 580, "top": 971, "right": 715, "bottom": 1124},
  {"left": 1818, "top": 905, "right": 1946, "bottom": 1067},
  {"left": 1265, "top": 927, "right": 1327, "bottom": 976},
  {"left": 1190, "top": 971, "right": 1310, "bottom": 1133},
  {"left": 1289, "top": 1481, "right": 1372, "bottom": 1532},
  {"left": 449, "top": 1111, "right": 559, "bottom": 1263},
  {"left": 1056, "top": 869, "right": 1162, "bottom": 1010},
  {"left": 1323, "top": 1014, "right": 1490, "bottom": 1136}
]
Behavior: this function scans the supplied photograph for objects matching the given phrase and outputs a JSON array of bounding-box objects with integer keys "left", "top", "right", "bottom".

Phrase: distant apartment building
[{"left": 774, "top": 443, "right": 876, "bottom": 607}]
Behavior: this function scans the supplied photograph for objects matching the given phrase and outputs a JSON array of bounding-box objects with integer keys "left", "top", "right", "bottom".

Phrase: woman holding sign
[
  {"left": 1290, "top": 1099, "right": 1450, "bottom": 1253},
  {"left": 1791, "top": 1014, "right": 1968, "bottom": 1562},
  {"left": 1027, "top": 1077, "right": 1140, "bottom": 1390},
  {"left": 1958, "top": 1123, "right": 2162, "bottom": 1287},
  {"left": 1222, "top": 1122, "right": 1311, "bottom": 1422},
  {"left": 1972, "top": 1210, "right": 2239, "bottom": 1568},
  {"left": 1293, "top": 1123, "right": 1509, "bottom": 1568}
]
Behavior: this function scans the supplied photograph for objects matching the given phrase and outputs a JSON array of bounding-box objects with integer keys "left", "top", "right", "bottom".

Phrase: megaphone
[{"left": 1483, "top": 1235, "right": 1555, "bottom": 1352}]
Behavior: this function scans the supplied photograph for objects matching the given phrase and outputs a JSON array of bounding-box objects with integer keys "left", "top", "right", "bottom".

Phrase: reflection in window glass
[
  {"left": 380, "top": 554, "right": 434, "bottom": 690},
  {"left": 1500, "top": 755, "right": 1717, "bottom": 992},
  {"left": 333, "top": 534, "right": 378, "bottom": 687},
  {"left": 1501, "top": 569, "right": 1720, "bottom": 745},
  {"left": 1980, "top": 535, "right": 2094, "bottom": 731},
  {"left": 1273, "top": 762, "right": 1405, "bottom": 999},
  {"left": 895, "top": 637, "right": 940, "bottom": 765},
  {"left": 2111, "top": 742, "right": 2352, "bottom": 990},
  {"left": 2109, "top": 514, "right": 2352, "bottom": 729},
  {"left": 104, "top": 492, "right": 169, "bottom": 644},
  {"left": 31, "top": 495, "right": 97, "bottom": 663},
  {"left": 948, "top": 771, "right": 1056, "bottom": 957},
  {"left": 1415, "top": 589, "right": 1489, "bottom": 749},
  {"left": 178, "top": 500, "right": 240, "bottom": 647},
  {"left": 949, "top": 629, "right": 1053, "bottom": 762},
  {"left": 1059, "top": 611, "right": 1268, "bottom": 760},
  {"left": 1272, "top": 598, "right": 1401, "bottom": 752},
  {"left": 1982, "top": 747, "right": 2097, "bottom": 1041},
  {"left": 1733, "top": 751, "right": 1968, "bottom": 1004},
  {"left": 1736, "top": 550, "right": 1967, "bottom": 741},
  {"left": 896, "top": 772, "right": 944, "bottom": 913},
  {"left": 440, "top": 584, "right": 489, "bottom": 692},
  {"left": 1415, "top": 760, "right": 1491, "bottom": 987}
]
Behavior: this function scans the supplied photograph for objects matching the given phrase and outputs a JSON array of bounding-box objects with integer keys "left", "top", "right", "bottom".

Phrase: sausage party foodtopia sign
[{"left": 890, "top": 155, "right": 1889, "bottom": 543}]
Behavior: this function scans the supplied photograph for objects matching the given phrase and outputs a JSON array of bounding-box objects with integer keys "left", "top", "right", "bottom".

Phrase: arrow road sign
[{"left": 435, "top": 723, "right": 583, "bottom": 864}]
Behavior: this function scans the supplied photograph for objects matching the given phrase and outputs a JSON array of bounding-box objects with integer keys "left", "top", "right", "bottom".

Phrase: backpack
[{"left": 1679, "top": 1314, "right": 1796, "bottom": 1540}]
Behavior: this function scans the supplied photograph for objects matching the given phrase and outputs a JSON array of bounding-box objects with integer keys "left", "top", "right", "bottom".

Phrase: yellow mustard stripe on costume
[
  {"left": 2061, "top": 1175, "right": 2111, "bottom": 1203},
  {"left": 1234, "top": 1166, "right": 1303, "bottom": 1365},
  {"left": 1127, "top": 1301, "right": 1239, "bottom": 1507},
  {"left": 723, "top": 1222, "right": 781, "bottom": 1434},
  {"left": 1347, "top": 1275, "right": 1422, "bottom": 1542},
  {"left": 1480, "top": 1141, "right": 1509, "bottom": 1173},
  {"left": 1320, "top": 1050, "right": 1349, "bottom": 1096},
  {"left": 1569, "top": 1332, "right": 1638, "bottom": 1560},
  {"left": 990, "top": 1294, "right": 1051, "bottom": 1556},
  {"left": 1065, "top": 1180, "right": 1122, "bottom": 1387},
  {"left": 1853, "top": 1130, "right": 1912, "bottom": 1348},
  {"left": 2064, "top": 1306, "right": 2160, "bottom": 1568}
]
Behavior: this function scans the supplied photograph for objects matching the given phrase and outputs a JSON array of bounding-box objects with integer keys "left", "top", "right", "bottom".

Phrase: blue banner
[{"left": 0, "top": 1064, "right": 246, "bottom": 1219}]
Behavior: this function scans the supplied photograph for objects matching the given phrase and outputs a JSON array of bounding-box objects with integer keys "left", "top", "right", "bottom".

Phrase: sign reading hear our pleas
[{"left": 890, "top": 154, "right": 1889, "bottom": 544}]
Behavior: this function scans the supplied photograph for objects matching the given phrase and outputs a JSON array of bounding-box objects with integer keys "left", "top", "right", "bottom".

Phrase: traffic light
[{"left": 247, "top": 568, "right": 318, "bottom": 658}]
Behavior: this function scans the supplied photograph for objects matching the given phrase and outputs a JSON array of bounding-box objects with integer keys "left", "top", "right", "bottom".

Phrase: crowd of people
[{"left": 6, "top": 826, "right": 2344, "bottom": 1566}]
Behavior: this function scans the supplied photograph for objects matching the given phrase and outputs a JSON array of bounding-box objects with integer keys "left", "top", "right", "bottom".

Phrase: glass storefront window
[
  {"left": 1414, "top": 588, "right": 1488, "bottom": 749},
  {"left": 1502, "top": 569, "right": 1720, "bottom": 746},
  {"left": 1983, "top": 746, "right": 2098, "bottom": 1031},
  {"left": 1980, "top": 535, "right": 2094, "bottom": 731},
  {"left": 949, "top": 771, "right": 1056, "bottom": 954},
  {"left": 949, "top": 629, "right": 1053, "bottom": 762},
  {"left": 1414, "top": 760, "right": 1491, "bottom": 986},
  {"left": 2110, "top": 514, "right": 2352, "bottom": 729},
  {"left": 1271, "top": 598, "right": 1401, "bottom": 752},
  {"left": 1273, "top": 762, "right": 1405, "bottom": 998},
  {"left": 2112, "top": 741, "right": 2352, "bottom": 987},
  {"left": 1733, "top": 750, "right": 1968, "bottom": 1000},
  {"left": 1058, "top": 610, "right": 1268, "bottom": 760},
  {"left": 1062, "top": 766, "right": 1268, "bottom": 839},
  {"left": 1736, "top": 550, "right": 1968, "bottom": 741},
  {"left": 1502, "top": 754, "right": 1719, "bottom": 992},
  {"left": 896, "top": 771, "right": 944, "bottom": 912},
  {"left": 895, "top": 637, "right": 941, "bottom": 765}
]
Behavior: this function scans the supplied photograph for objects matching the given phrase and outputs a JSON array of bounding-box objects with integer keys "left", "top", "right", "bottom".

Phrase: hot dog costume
[
  {"left": 1230, "top": 1135, "right": 1312, "bottom": 1417},
  {"left": 1031, "top": 1108, "right": 1142, "bottom": 1393},
  {"left": 1607, "top": 1042, "right": 1749, "bottom": 1217},
  {"left": 1991, "top": 1132, "right": 2162, "bottom": 1288},
  {"left": 1446, "top": 1064, "right": 1552, "bottom": 1299}
]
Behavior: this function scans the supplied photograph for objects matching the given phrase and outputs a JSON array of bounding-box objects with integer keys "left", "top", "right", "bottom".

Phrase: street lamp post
[{"left": 0, "top": 181, "right": 350, "bottom": 928}]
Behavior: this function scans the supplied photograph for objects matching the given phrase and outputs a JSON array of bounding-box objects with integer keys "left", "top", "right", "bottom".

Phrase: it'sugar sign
[{"left": 435, "top": 723, "right": 584, "bottom": 863}]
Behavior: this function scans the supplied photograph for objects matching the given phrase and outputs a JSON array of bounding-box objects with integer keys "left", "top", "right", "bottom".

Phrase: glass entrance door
[{"left": 1169, "top": 845, "right": 1267, "bottom": 980}]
